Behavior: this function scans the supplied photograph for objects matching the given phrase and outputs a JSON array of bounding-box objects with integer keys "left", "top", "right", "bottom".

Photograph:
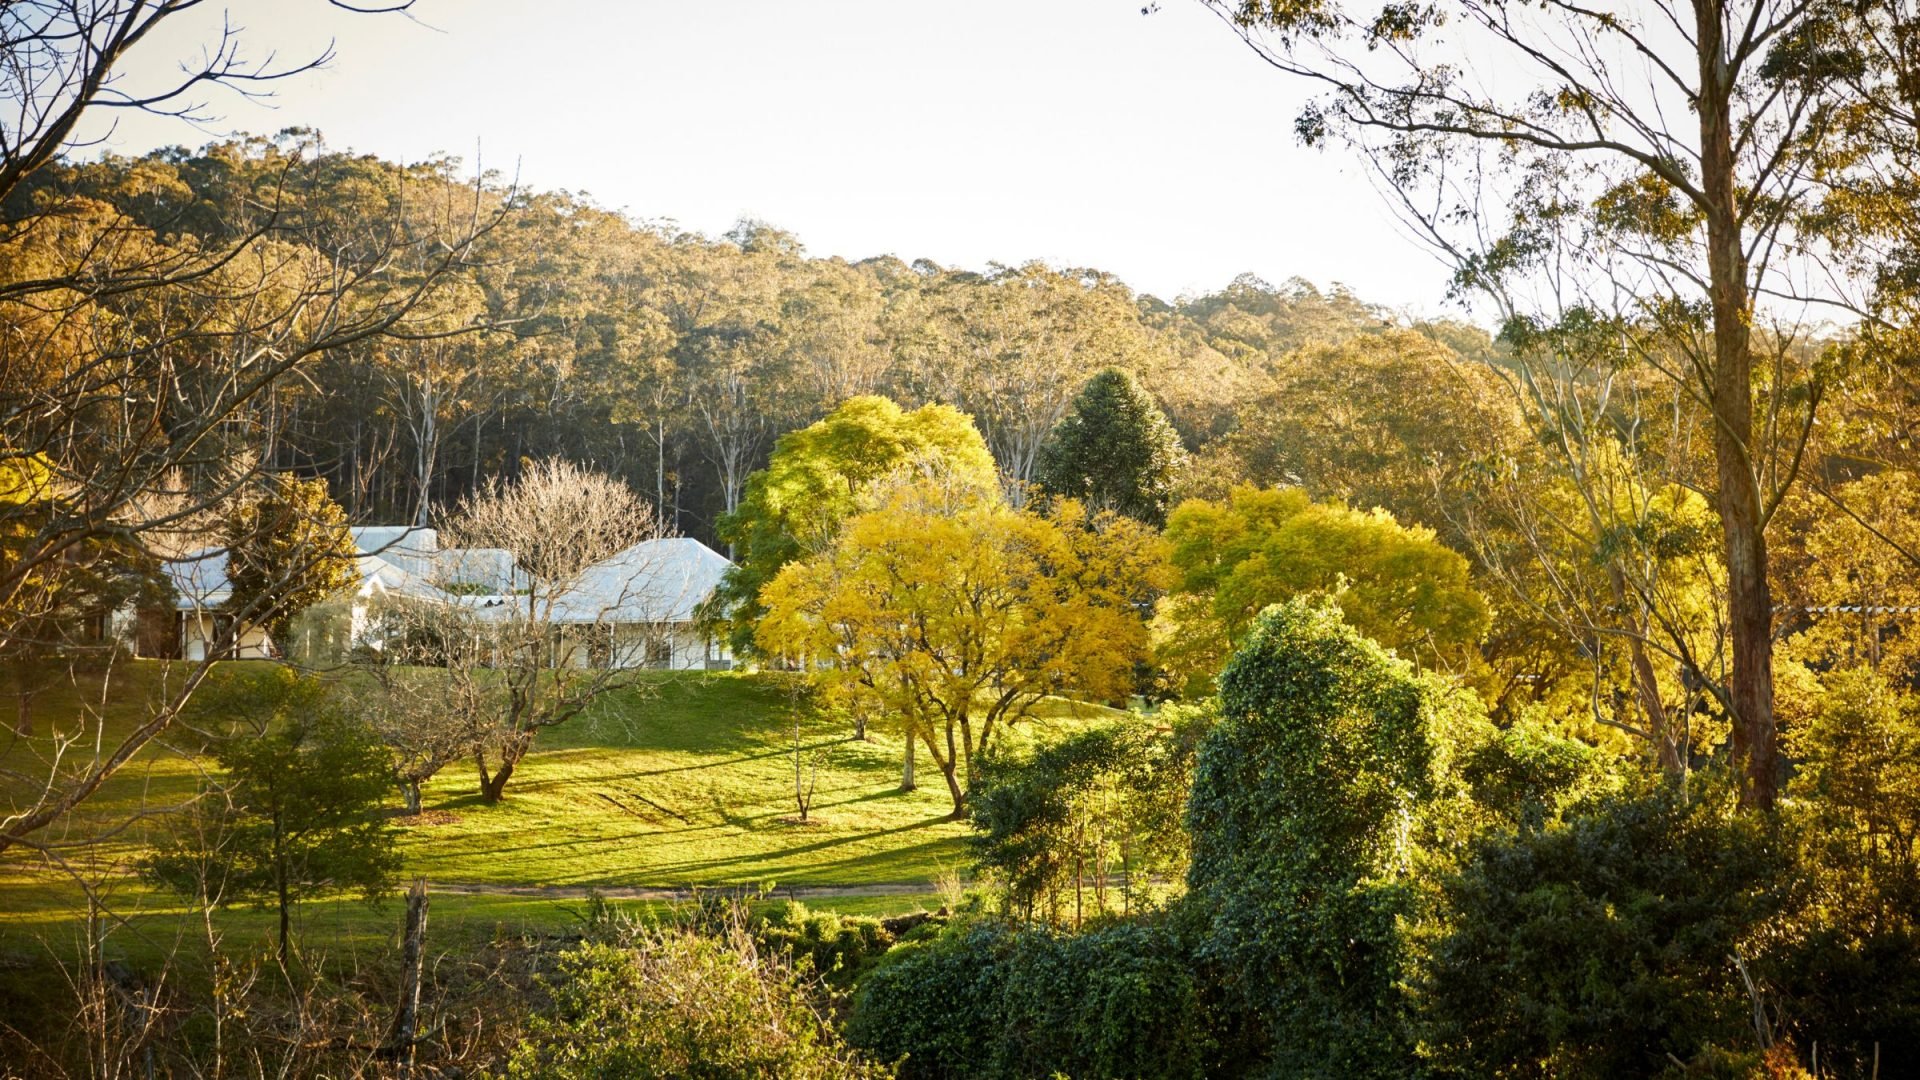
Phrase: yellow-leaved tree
[{"left": 757, "top": 475, "right": 1170, "bottom": 817}]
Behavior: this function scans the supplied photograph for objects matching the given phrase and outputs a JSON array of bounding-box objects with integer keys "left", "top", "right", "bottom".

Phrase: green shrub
[
  {"left": 1415, "top": 777, "right": 1790, "bottom": 1078},
  {"left": 1456, "top": 719, "right": 1613, "bottom": 834},
  {"left": 753, "top": 900, "right": 895, "bottom": 986},
  {"left": 143, "top": 669, "right": 400, "bottom": 964},
  {"left": 1766, "top": 924, "right": 1920, "bottom": 1078},
  {"left": 1766, "top": 666, "right": 1920, "bottom": 1073},
  {"left": 968, "top": 714, "right": 1198, "bottom": 924},
  {"left": 508, "top": 921, "right": 891, "bottom": 1080},
  {"left": 845, "top": 920, "right": 1212, "bottom": 1079}
]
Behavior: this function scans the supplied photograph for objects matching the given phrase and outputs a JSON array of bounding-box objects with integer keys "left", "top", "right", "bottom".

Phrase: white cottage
[
  {"left": 545, "top": 537, "right": 735, "bottom": 670},
  {"left": 146, "top": 527, "right": 735, "bottom": 671},
  {"left": 157, "top": 548, "right": 276, "bottom": 661}
]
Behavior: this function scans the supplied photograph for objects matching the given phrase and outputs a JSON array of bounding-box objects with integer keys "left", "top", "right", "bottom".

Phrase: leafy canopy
[
  {"left": 143, "top": 669, "right": 399, "bottom": 959},
  {"left": 1160, "top": 485, "right": 1488, "bottom": 692},
  {"left": 756, "top": 474, "right": 1170, "bottom": 816},
  {"left": 223, "top": 473, "right": 359, "bottom": 647},
  {"left": 712, "top": 395, "right": 998, "bottom": 652}
]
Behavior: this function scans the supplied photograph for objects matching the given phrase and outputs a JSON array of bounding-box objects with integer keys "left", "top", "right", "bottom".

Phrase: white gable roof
[
  {"left": 435, "top": 546, "right": 524, "bottom": 594},
  {"left": 354, "top": 554, "right": 451, "bottom": 602},
  {"left": 157, "top": 530, "right": 729, "bottom": 626},
  {"left": 162, "top": 548, "right": 232, "bottom": 610},
  {"left": 164, "top": 529, "right": 453, "bottom": 612},
  {"left": 350, "top": 526, "right": 438, "bottom": 578},
  {"left": 550, "top": 537, "right": 731, "bottom": 625}
]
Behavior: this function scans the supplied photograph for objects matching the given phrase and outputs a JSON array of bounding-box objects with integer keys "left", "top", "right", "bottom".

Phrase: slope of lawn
[
  {"left": 0, "top": 660, "right": 1117, "bottom": 949},
  {"left": 400, "top": 671, "right": 979, "bottom": 889}
]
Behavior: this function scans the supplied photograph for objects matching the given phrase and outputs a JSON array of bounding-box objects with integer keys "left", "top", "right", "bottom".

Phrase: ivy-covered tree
[
  {"left": 223, "top": 474, "right": 360, "bottom": 654},
  {"left": 1034, "top": 367, "right": 1188, "bottom": 526},
  {"left": 144, "top": 670, "right": 400, "bottom": 965},
  {"left": 1185, "top": 597, "right": 1479, "bottom": 1077}
]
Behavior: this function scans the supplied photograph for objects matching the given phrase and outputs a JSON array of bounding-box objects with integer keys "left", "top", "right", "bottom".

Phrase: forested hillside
[{"left": 7, "top": 131, "right": 1463, "bottom": 542}]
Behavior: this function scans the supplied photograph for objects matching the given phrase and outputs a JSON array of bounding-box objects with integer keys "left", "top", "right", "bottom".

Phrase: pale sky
[{"left": 82, "top": 0, "right": 1457, "bottom": 311}]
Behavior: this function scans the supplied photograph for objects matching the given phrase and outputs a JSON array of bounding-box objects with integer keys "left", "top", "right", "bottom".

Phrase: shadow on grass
[
  {"left": 633, "top": 817, "right": 955, "bottom": 880},
  {"left": 620, "top": 735, "right": 857, "bottom": 779},
  {"left": 402, "top": 813, "right": 966, "bottom": 889}
]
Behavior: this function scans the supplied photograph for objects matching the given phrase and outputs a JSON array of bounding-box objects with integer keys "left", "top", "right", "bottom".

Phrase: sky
[{"left": 82, "top": 0, "right": 1458, "bottom": 312}]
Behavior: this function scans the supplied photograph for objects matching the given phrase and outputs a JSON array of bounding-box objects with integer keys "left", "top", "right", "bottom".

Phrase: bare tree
[
  {"left": 0, "top": 1, "right": 421, "bottom": 203},
  {"left": 433, "top": 458, "right": 671, "bottom": 802},
  {"left": 0, "top": 1, "right": 504, "bottom": 856},
  {"left": 349, "top": 663, "right": 489, "bottom": 814}
]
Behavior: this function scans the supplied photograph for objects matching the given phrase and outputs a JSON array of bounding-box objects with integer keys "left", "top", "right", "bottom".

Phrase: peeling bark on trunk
[{"left": 1696, "top": 4, "right": 1777, "bottom": 810}]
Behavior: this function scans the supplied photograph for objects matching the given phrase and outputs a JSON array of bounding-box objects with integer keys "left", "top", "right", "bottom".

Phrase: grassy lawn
[
  {"left": 400, "top": 672, "right": 976, "bottom": 889},
  {"left": 0, "top": 660, "right": 1114, "bottom": 957}
]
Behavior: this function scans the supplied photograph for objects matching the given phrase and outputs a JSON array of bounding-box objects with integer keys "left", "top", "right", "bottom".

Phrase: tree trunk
[
  {"left": 1628, "top": 635, "right": 1683, "bottom": 775},
  {"left": 931, "top": 730, "right": 966, "bottom": 819},
  {"left": 412, "top": 386, "right": 437, "bottom": 529},
  {"left": 401, "top": 779, "right": 422, "bottom": 816},
  {"left": 793, "top": 720, "right": 808, "bottom": 822},
  {"left": 1608, "top": 564, "right": 1682, "bottom": 774},
  {"left": 276, "top": 871, "right": 291, "bottom": 969},
  {"left": 1695, "top": 8, "right": 1777, "bottom": 810},
  {"left": 655, "top": 412, "right": 669, "bottom": 523},
  {"left": 478, "top": 755, "right": 516, "bottom": 803},
  {"left": 383, "top": 878, "right": 430, "bottom": 1073},
  {"left": 900, "top": 733, "right": 916, "bottom": 792}
]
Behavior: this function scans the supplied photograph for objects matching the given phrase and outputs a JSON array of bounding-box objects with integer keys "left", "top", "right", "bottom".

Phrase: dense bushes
[
  {"left": 1416, "top": 779, "right": 1792, "bottom": 1077},
  {"left": 968, "top": 708, "right": 1203, "bottom": 923},
  {"left": 510, "top": 910, "right": 891, "bottom": 1079},
  {"left": 846, "top": 604, "right": 1920, "bottom": 1078},
  {"left": 751, "top": 900, "right": 899, "bottom": 987},
  {"left": 1766, "top": 665, "right": 1920, "bottom": 1073},
  {"left": 846, "top": 920, "right": 1211, "bottom": 1080}
]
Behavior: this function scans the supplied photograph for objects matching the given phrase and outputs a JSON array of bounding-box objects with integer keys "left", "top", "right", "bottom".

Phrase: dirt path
[{"left": 428, "top": 881, "right": 942, "bottom": 902}]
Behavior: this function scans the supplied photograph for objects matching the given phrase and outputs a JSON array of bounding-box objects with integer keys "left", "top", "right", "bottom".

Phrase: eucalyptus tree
[
  {"left": 898, "top": 263, "right": 1162, "bottom": 499},
  {"left": 1191, "top": 0, "right": 1907, "bottom": 806},
  {"left": 653, "top": 228, "right": 803, "bottom": 519}
]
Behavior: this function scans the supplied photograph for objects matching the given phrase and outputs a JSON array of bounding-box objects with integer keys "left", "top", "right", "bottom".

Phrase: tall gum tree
[{"left": 1189, "top": 0, "right": 1907, "bottom": 808}]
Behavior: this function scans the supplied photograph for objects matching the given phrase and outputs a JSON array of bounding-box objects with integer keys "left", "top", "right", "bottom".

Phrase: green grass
[
  {"left": 0, "top": 660, "right": 1110, "bottom": 956},
  {"left": 400, "top": 673, "right": 974, "bottom": 889}
]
